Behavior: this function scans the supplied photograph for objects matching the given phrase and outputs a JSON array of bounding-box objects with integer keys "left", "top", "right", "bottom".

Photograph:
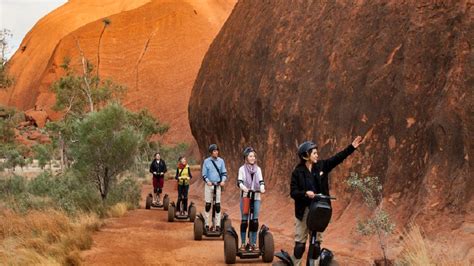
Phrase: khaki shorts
[
  {"left": 295, "top": 207, "right": 323, "bottom": 243},
  {"left": 204, "top": 184, "right": 221, "bottom": 203}
]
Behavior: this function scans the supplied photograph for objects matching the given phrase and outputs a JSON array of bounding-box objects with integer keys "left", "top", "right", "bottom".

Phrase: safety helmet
[
  {"left": 208, "top": 144, "right": 219, "bottom": 153},
  {"left": 297, "top": 141, "right": 317, "bottom": 159},
  {"left": 242, "top": 146, "right": 256, "bottom": 159}
]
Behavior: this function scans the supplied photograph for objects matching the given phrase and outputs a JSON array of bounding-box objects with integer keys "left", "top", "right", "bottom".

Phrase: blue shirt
[{"left": 202, "top": 157, "right": 227, "bottom": 183}]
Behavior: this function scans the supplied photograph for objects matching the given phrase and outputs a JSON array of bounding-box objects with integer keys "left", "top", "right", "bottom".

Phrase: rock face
[
  {"left": 0, "top": 0, "right": 151, "bottom": 109},
  {"left": 189, "top": 0, "right": 472, "bottom": 256},
  {"left": 1, "top": 0, "right": 236, "bottom": 146}
]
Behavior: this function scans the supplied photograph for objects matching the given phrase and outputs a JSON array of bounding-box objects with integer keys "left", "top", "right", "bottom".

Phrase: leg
[
  {"left": 214, "top": 186, "right": 222, "bottom": 226},
  {"left": 177, "top": 185, "right": 183, "bottom": 212},
  {"left": 152, "top": 177, "right": 158, "bottom": 203},
  {"left": 204, "top": 185, "right": 212, "bottom": 226},
  {"left": 183, "top": 185, "right": 189, "bottom": 212},
  {"left": 292, "top": 208, "right": 310, "bottom": 266},
  {"left": 157, "top": 177, "right": 164, "bottom": 204},
  {"left": 249, "top": 200, "right": 261, "bottom": 246},
  {"left": 240, "top": 198, "right": 249, "bottom": 245}
]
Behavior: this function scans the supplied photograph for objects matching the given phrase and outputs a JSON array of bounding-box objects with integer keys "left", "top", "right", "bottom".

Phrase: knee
[
  {"left": 293, "top": 242, "right": 306, "bottom": 259},
  {"left": 215, "top": 203, "right": 221, "bottom": 213},
  {"left": 205, "top": 202, "right": 211, "bottom": 212},
  {"left": 240, "top": 220, "right": 248, "bottom": 232},
  {"left": 249, "top": 219, "right": 259, "bottom": 232}
]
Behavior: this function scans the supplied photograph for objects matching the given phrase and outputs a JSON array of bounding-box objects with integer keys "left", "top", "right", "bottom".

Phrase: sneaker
[
  {"left": 251, "top": 244, "right": 259, "bottom": 252},
  {"left": 215, "top": 226, "right": 221, "bottom": 232},
  {"left": 205, "top": 225, "right": 210, "bottom": 232},
  {"left": 239, "top": 244, "right": 246, "bottom": 251}
]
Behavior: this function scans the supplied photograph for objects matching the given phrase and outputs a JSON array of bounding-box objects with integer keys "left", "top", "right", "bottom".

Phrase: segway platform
[
  {"left": 167, "top": 202, "right": 196, "bottom": 222},
  {"left": 224, "top": 225, "right": 274, "bottom": 264},
  {"left": 145, "top": 193, "right": 169, "bottom": 211},
  {"left": 193, "top": 213, "right": 231, "bottom": 240}
]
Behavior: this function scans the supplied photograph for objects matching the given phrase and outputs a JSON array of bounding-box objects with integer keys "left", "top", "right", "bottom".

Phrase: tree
[
  {"left": 51, "top": 57, "right": 126, "bottom": 118},
  {"left": 49, "top": 57, "right": 126, "bottom": 169},
  {"left": 0, "top": 28, "right": 13, "bottom": 89},
  {"left": 97, "top": 18, "right": 111, "bottom": 77},
  {"left": 32, "top": 144, "right": 54, "bottom": 170},
  {"left": 71, "top": 103, "right": 148, "bottom": 200},
  {"left": 0, "top": 144, "right": 27, "bottom": 172},
  {"left": 346, "top": 173, "right": 395, "bottom": 265}
]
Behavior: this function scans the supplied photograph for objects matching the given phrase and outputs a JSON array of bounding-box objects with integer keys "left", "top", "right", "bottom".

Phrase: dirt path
[
  {"left": 81, "top": 180, "right": 272, "bottom": 265},
  {"left": 81, "top": 176, "right": 371, "bottom": 265}
]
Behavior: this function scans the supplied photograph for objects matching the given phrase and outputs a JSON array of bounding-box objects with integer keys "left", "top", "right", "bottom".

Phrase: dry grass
[
  {"left": 0, "top": 209, "right": 102, "bottom": 265},
  {"left": 107, "top": 202, "right": 129, "bottom": 218},
  {"left": 398, "top": 225, "right": 470, "bottom": 266}
]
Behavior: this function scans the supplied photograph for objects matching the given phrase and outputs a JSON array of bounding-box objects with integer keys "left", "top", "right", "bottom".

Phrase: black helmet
[
  {"left": 242, "top": 146, "right": 256, "bottom": 159},
  {"left": 208, "top": 144, "right": 219, "bottom": 153},
  {"left": 297, "top": 141, "right": 317, "bottom": 159}
]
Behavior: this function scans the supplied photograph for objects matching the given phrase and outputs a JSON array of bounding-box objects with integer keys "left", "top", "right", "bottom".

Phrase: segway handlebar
[{"left": 315, "top": 194, "right": 336, "bottom": 200}]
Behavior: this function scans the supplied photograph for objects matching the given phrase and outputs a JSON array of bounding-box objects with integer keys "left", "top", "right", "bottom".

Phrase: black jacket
[
  {"left": 290, "top": 144, "right": 356, "bottom": 220},
  {"left": 149, "top": 159, "right": 167, "bottom": 178}
]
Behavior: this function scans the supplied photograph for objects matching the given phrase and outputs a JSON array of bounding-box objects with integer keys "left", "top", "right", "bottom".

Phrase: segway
[
  {"left": 168, "top": 200, "right": 196, "bottom": 222},
  {"left": 145, "top": 192, "right": 169, "bottom": 211},
  {"left": 274, "top": 194, "right": 335, "bottom": 266},
  {"left": 224, "top": 190, "right": 274, "bottom": 264},
  {"left": 193, "top": 182, "right": 231, "bottom": 240}
]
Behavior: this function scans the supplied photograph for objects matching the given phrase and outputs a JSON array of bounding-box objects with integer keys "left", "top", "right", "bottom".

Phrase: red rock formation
[
  {"left": 189, "top": 1, "right": 472, "bottom": 262},
  {"left": 0, "top": 0, "right": 151, "bottom": 109},
  {"left": 2, "top": 0, "right": 236, "bottom": 147},
  {"left": 24, "top": 109, "right": 49, "bottom": 128}
]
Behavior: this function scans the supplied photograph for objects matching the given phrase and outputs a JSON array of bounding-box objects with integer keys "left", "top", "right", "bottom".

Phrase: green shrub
[{"left": 106, "top": 176, "right": 141, "bottom": 209}]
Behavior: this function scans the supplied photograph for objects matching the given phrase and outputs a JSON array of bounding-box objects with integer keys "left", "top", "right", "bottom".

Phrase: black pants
[{"left": 177, "top": 184, "right": 189, "bottom": 211}]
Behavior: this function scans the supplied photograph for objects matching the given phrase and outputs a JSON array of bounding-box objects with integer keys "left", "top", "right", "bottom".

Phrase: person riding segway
[
  {"left": 275, "top": 136, "right": 364, "bottom": 265},
  {"left": 194, "top": 144, "right": 231, "bottom": 240},
  {"left": 145, "top": 152, "right": 169, "bottom": 210},
  {"left": 168, "top": 156, "right": 196, "bottom": 222},
  {"left": 223, "top": 147, "right": 274, "bottom": 264}
]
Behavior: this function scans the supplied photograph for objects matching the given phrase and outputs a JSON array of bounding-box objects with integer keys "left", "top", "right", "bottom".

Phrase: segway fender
[
  {"left": 226, "top": 226, "right": 238, "bottom": 239},
  {"left": 197, "top": 213, "right": 205, "bottom": 223},
  {"left": 258, "top": 224, "right": 270, "bottom": 250},
  {"left": 274, "top": 250, "right": 293, "bottom": 266}
]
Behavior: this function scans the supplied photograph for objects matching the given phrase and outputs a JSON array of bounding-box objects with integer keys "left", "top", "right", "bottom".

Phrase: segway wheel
[
  {"left": 189, "top": 205, "right": 196, "bottom": 222},
  {"left": 194, "top": 218, "right": 203, "bottom": 240},
  {"left": 168, "top": 205, "right": 175, "bottom": 222},
  {"left": 145, "top": 194, "right": 152, "bottom": 209},
  {"left": 163, "top": 194, "right": 169, "bottom": 211},
  {"left": 224, "top": 217, "right": 232, "bottom": 230},
  {"left": 224, "top": 231, "right": 237, "bottom": 264},
  {"left": 262, "top": 231, "right": 275, "bottom": 263}
]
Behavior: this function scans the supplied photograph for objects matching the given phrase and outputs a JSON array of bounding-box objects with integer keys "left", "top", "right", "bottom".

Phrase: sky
[{"left": 1, "top": 0, "right": 67, "bottom": 59}]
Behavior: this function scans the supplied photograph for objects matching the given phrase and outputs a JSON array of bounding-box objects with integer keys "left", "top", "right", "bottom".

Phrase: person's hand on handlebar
[
  {"left": 241, "top": 185, "right": 249, "bottom": 193},
  {"left": 220, "top": 181, "right": 225, "bottom": 187},
  {"left": 305, "top": 191, "right": 315, "bottom": 199},
  {"left": 207, "top": 181, "right": 212, "bottom": 186}
]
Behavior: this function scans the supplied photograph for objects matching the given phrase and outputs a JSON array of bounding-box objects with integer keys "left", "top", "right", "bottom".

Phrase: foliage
[
  {"left": 0, "top": 28, "right": 13, "bottom": 88},
  {"left": 32, "top": 143, "right": 54, "bottom": 169},
  {"left": 346, "top": 172, "right": 395, "bottom": 263}
]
